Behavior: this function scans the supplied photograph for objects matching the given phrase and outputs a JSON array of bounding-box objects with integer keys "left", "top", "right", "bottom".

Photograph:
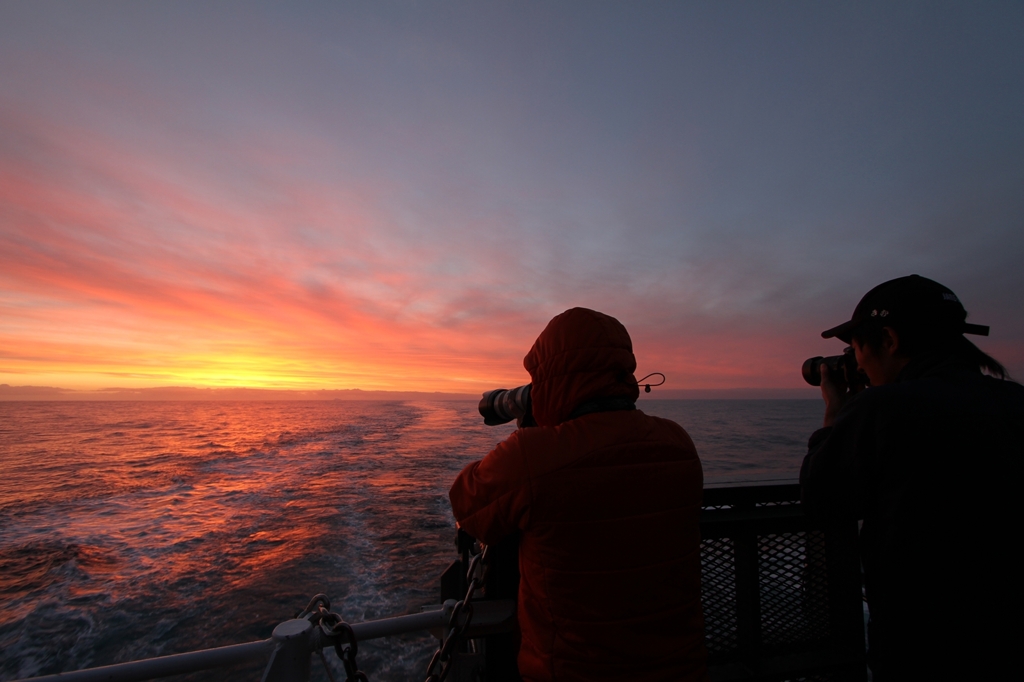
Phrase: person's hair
[{"left": 852, "top": 318, "right": 1009, "bottom": 380}]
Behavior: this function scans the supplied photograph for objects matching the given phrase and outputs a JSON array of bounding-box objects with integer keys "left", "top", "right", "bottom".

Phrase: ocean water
[{"left": 0, "top": 399, "right": 822, "bottom": 681}]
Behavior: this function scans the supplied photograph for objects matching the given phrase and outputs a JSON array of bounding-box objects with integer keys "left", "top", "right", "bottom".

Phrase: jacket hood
[{"left": 524, "top": 308, "right": 640, "bottom": 427}]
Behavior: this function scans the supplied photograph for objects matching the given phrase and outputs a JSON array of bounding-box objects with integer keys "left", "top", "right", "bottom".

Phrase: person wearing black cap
[{"left": 800, "top": 275, "right": 1023, "bottom": 681}]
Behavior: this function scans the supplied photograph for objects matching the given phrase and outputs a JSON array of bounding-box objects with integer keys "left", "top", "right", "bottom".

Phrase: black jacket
[{"left": 801, "top": 354, "right": 1024, "bottom": 680}]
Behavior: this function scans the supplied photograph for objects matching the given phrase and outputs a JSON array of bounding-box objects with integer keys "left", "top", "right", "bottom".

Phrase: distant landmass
[{"left": 1, "top": 384, "right": 819, "bottom": 401}]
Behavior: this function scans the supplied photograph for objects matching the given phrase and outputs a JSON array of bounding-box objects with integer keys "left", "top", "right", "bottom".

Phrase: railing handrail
[
  {"left": 702, "top": 475, "right": 800, "bottom": 490},
  {"left": 12, "top": 600, "right": 517, "bottom": 682},
  {"left": 14, "top": 639, "right": 275, "bottom": 682}
]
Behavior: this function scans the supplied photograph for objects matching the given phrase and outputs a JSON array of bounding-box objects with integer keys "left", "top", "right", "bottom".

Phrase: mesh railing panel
[
  {"left": 758, "top": 531, "right": 831, "bottom": 648},
  {"left": 698, "top": 486, "right": 864, "bottom": 680},
  {"left": 700, "top": 536, "right": 738, "bottom": 656}
]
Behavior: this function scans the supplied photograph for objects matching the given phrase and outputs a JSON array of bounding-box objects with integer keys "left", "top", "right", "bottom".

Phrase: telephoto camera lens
[
  {"left": 802, "top": 348, "right": 858, "bottom": 387},
  {"left": 802, "top": 357, "right": 829, "bottom": 387},
  {"left": 478, "top": 384, "right": 532, "bottom": 426}
]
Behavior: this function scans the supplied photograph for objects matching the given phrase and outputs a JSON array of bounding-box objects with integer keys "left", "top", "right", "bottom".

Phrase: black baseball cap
[{"left": 821, "top": 274, "right": 990, "bottom": 343}]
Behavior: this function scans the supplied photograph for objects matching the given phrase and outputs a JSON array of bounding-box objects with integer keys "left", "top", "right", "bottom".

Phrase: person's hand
[{"left": 820, "top": 363, "right": 848, "bottom": 428}]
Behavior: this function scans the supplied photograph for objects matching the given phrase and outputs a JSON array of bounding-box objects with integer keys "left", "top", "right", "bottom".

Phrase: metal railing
[
  {"left": 701, "top": 480, "right": 865, "bottom": 682},
  {"left": 17, "top": 640, "right": 274, "bottom": 682},
  {"left": 13, "top": 600, "right": 516, "bottom": 682}
]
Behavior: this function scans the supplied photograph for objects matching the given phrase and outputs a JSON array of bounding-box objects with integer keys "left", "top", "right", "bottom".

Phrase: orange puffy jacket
[{"left": 449, "top": 308, "right": 708, "bottom": 681}]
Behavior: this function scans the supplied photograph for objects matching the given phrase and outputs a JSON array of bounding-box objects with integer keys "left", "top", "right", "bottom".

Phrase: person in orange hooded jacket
[{"left": 449, "top": 308, "right": 708, "bottom": 681}]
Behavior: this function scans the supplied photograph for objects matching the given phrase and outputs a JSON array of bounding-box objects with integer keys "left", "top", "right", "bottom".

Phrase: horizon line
[{"left": 0, "top": 383, "right": 820, "bottom": 401}]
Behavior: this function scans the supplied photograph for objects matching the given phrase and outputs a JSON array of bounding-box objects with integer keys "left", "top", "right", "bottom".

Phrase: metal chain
[
  {"left": 423, "top": 543, "right": 490, "bottom": 682},
  {"left": 299, "top": 594, "right": 369, "bottom": 682}
]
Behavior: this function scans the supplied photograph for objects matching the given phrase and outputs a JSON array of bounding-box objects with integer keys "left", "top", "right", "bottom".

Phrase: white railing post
[{"left": 260, "top": 619, "right": 314, "bottom": 682}]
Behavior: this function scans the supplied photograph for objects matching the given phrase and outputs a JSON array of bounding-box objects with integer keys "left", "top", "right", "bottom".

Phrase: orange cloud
[{"left": 0, "top": 111, "right": 548, "bottom": 391}]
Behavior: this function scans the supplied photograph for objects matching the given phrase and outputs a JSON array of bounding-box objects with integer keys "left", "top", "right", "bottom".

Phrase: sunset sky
[{"left": 2, "top": 2, "right": 1022, "bottom": 393}]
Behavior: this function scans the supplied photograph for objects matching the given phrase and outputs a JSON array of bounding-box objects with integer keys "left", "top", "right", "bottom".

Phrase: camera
[
  {"left": 478, "top": 384, "right": 532, "bottom": 426},
  {"left": 802, "top": 347, "right": 861, "bottom": 387}
]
